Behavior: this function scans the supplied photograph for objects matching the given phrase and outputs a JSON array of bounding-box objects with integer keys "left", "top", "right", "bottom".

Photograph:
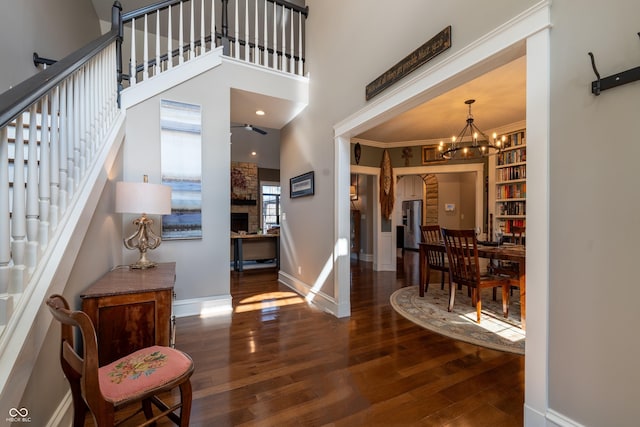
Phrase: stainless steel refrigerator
[{"left": 402, "top": 200, "right": 423, "bottom": 250}]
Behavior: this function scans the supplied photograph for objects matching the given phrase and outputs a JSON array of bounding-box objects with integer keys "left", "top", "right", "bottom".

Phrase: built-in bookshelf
[{"left": 495, "top": 129, "right": 526, "bottom": 242}]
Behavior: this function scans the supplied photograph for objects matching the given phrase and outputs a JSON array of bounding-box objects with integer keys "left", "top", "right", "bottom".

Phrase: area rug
[{"left": 390, "top": 285, "right": 525, "bottom": 355}]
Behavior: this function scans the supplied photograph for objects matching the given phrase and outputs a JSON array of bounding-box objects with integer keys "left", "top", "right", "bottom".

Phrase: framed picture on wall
[
  {"left": 290, "top": 171, "right": 314, "bottom": 198},
  {"left": 422, "top": 146, "right": 445, "bottom": 164},
  {"left": 160, "top": 99, "right": 203, "bottom": 240}
]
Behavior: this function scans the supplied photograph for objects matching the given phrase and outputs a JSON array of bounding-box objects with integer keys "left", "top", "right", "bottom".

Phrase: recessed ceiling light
[
  {"left": 255, "top": 110, "right": 265, "bottom": 116},
  {"left": 251, "top": 151, "right": 257, "bottom": 156}
]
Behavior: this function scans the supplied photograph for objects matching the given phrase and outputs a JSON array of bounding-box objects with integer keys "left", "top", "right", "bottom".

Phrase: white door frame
[{"left": 334, "top": 2, "right": 550, "bottom": 424}]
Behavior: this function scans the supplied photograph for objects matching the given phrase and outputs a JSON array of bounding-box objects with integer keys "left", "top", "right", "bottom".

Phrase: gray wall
[
  {"left": 548, "top": 1, "right": 640, "bottom": 425},
  {"left": 0, "top": 0, "right": 100, "bottom": 91},
  {"left": 123, "top": 61, "right": 305, "bottom": 302}
]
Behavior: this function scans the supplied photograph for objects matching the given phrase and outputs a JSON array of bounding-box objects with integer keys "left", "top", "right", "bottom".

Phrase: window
[{"left": 261, "top": 182, "right": 281, "bottom": 231}]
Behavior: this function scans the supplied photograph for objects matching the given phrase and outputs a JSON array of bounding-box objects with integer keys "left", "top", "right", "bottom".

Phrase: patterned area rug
[{"left": 390, "top": 285, "right": 525, "bottom": 355}]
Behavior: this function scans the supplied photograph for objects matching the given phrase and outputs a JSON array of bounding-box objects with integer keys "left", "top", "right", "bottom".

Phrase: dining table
[{"left": 419, "top": 241, "right": 527, "bottom": 329}]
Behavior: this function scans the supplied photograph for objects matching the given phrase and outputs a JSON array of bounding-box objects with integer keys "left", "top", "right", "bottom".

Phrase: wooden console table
[
  {"left": 80, "top": 262, "right": 176, "bottom": 366},
  {"left": 231, "top": 234, "right": 279, "bottom": 271}
]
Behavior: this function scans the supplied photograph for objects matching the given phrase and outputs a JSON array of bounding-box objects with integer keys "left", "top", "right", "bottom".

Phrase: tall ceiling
[{"left": 91, "top": 1, "right": 526, "bottom": 145}]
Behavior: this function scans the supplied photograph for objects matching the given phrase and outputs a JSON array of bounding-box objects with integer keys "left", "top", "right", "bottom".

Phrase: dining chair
[
  {"left": 441, "top": 228, "right": 511, "bottom": 323},
  {"left": 419, "top": 225, "right": 449, "bottom": 296},
  {"left": 490, "top": 225, "right": 525, "bottom": 299},
  {"left": 46, "top": 294, "right": 194, "bottom": 427}
]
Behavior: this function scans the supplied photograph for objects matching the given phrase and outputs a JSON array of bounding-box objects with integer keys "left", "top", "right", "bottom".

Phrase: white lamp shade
[{"left": 115, "top": 181, "right": 172, "bottom": 215}]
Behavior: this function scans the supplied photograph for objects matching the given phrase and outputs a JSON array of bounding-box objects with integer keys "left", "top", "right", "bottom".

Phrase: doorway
[{"left": 335, "top": 11, "right": 551, "bottom": 423}]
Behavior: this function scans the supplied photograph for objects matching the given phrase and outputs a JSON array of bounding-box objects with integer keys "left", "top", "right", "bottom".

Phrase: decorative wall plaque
[{"left": 366, "top": 26, "right": 452, "bottom": 101}]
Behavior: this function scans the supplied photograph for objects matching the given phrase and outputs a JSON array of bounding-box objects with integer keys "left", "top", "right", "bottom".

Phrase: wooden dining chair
[
  {"left": 441, "top": 228, "right": 511, "bottom": 323},
  {"left": 490, "top": 225, "right": 525, "bottom": 299},
  {"left": 420, "top": 224, "right": 442, "bottom": 244},
  {"left": 46, "top": 294, "right": 194, "bottom": 427},
  {"left": 419, "top": 225, "right": 449, "bottom": 296}
]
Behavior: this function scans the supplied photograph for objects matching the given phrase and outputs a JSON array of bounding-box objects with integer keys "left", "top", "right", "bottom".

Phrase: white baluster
[
  {"left": 244, "top": 0, "right": 249, "bottom": 61},
  {"left": 78, "top": 68, "right": 86, "bottom": 177},
  {"left": 263, "top": 0, "right": 268, "bottom": 66},
  {"left": 72, "top": 74, "right": 80, "bottom": 190},
  {"left": 254, "top": 0, "right": 258, "bottom": 64},
  {"left": 289, "top": 8, "right": 294, "bottom": 72},
  {"left": 167, "top": 6, "right": 173, "bottom": 69},
  {"left": 0, "top": 127, "right": 10, "bottom": 295},
  {"left": 26, "top": 105, "right": 39, "bottom": 270},
  {"left": 200, "top": 0, "right": 205, "bottom": 55},
  {"left": 130, "top": 18, "right": 137, "bottom": 85},
  {"left": 211, "top": 0, "right": 216, "bottom": 50},
  {"left": 11, "top": 114, "right": 26, "bottom": 293},
  {"left": 272, "top": 3, "right": 277, "bottom": 68},
  {"left": 39, "top": 95, "right": 50, "bottom": 248},
  {"left": 179, "top": 2, "right": 184, "bottom": 64},
  {"left": 49, "top": 86, "right": 60, "bottom": 229},
  {"left": 156, "top": 11, "right": 161, "bottom": 74},
  {"left": 143, "top": 14, "right": 150, "bottom": 81},
  {"left": 298, "top": 12, "right": 303, "bottom": 75},
  {"left": 281, "top": 5, "right": 286, "bottom": 73},
  {"left": 58, "top": 82, "right": 68, "bottom": 213},
  {"left": 234, "top": 0, "right": 240, "bottom": 58},
  {"left": 190, "top": 0, "right": 195, "bottom": 59}
]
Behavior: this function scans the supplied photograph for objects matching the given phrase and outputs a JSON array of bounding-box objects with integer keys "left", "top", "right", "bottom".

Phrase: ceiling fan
[{"left": 231, "top": 124, "right": 268, "bottom": 135}]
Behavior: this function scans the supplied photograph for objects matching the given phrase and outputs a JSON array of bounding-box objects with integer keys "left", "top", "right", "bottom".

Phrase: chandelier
[{"left": 440, "top": 99, "right": 503, "bottom": 160}]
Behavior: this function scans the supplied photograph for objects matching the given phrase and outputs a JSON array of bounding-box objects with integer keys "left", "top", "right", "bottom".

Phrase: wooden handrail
[{"left": 0, "top": 3, "right": 122, "bottom": 128}]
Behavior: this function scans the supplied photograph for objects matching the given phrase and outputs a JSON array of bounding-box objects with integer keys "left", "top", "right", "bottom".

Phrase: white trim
[
  {"left": 278, "top": 270, "right": 342, "bottom": 317},
  {"left": 121, "top": 47, "right": 224, "bottom": 110},
  {"left": 523, "top": 25, "right": 551, "bottom": 427},
  {"left": 172, "top": 294, "right": 233, "bottom": 318},
  {"left": 546, "top": 409, "right": 586, "bottom": 427},
  {"left": 46, "top": 390, "right": 72, "bottom": 427}
]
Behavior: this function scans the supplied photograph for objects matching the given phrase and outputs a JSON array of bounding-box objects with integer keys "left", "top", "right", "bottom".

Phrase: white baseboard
[
  {"left": 524, "top": 404, "right": 584, "bottom": 427},
  {"left": 278, "top": 271, "right": 339, "bottom": 316},
  {"left": 47, "top": 390, "right": 72, "bottom": 427},
  {"left": 545, "top": 409, "right": 585, "bottom": 427},
  {"left": 172, "top": 294, "right": 233, "bottom": 318}
]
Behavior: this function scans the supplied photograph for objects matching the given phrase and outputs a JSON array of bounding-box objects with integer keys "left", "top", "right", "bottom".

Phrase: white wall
[
  {"left": 0, "top": 0, "right": 100, "bottom": 91},
  {"left": 547, "top": 1, "right": 640, "bottom": 425},
  {"left": 123, "top": 60, "right": 307, "bottom": 312}
]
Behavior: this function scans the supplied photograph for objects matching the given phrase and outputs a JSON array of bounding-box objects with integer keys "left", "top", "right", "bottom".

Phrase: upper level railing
[{"left": 119, "top": 0, "right": 307, "bottom": 88}]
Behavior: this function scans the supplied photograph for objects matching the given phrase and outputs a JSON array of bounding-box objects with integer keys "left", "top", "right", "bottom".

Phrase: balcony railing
[{"left": 120, "top": 0, "right": 308, "bottom": 88}]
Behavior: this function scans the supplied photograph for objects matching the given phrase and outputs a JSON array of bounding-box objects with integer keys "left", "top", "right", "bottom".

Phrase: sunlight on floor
[
  {"left": 235, "top": 291, "right": 305, "bottom": 314},
  {"left": 457, "top": 311, "right": 525, "bottom": 343}
]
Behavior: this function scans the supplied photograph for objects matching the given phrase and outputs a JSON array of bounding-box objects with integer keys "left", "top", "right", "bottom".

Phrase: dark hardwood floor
[{"left": 106, "top": 251, "right": 524, "bottom": 426}]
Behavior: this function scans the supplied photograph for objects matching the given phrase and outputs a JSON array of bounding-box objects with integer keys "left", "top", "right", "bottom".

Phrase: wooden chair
[
  {"left": 490, "top": 225, "right": 525, "bottom": 299},
  {"left": 420, "top": 224, "right": 442, "bottom": 244},
  {"left": 46, "top": 294, "right": 194, "bottom": 427},
  {"left": 419, "top": 225, "right": 449, "bottom": 296},
  {"left": 441, "top": 228, "right": 511, "bottom": 323}
]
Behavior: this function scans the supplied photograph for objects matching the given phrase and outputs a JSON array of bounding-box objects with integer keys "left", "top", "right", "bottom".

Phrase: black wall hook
[{"left": 589, "top": 32, "right": 640, "bottom": 96}]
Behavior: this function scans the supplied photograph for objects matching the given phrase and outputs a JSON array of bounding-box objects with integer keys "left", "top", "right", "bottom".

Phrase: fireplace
[{"left": 231, "top": 213, "right": 249, "bottom": 232}]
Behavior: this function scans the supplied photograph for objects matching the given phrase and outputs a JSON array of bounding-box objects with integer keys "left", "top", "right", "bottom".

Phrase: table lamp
[{"left": 115, "top": 175, "right": 172, "bottom": 269}]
